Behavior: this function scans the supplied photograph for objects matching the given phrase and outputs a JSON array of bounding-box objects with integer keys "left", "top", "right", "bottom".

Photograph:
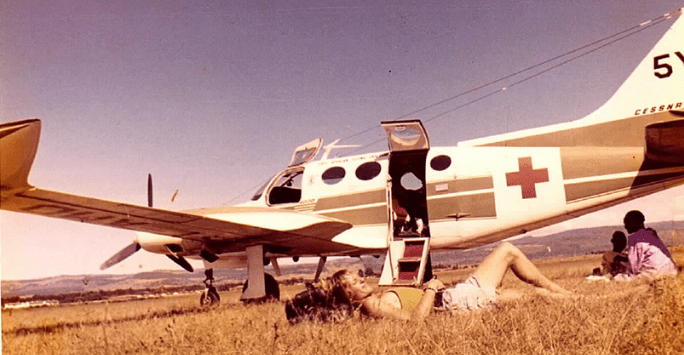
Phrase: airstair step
[{"left": 398, "top": 257, "right": 422, "bottom": 263}]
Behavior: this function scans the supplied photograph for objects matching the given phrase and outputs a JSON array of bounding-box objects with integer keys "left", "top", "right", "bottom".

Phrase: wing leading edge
[{"left": 0, "top": 119, "right": 352, "bottom": 253}]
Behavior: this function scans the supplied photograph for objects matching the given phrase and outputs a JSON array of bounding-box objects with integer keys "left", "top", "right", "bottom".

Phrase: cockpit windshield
[
  {"left": 250, "top": 175, "right": 275, "bottom": 201},
  {"left": 268, "top": 170, "right": 303, "bottom": 205}
]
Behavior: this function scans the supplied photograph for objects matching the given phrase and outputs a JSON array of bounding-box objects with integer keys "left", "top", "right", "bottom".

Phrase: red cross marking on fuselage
[{"left": 506, "top": 157, "right": 549, "bottom": 199}]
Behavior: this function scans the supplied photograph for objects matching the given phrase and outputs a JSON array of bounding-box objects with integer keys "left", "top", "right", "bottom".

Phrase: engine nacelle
[{"left": 136, "top": 232, "right": 203, "bottom": 255}]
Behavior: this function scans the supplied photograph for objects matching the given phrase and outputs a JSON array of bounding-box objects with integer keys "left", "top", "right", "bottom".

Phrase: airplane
[{"left": 1, "top": 8, "right": 683, "bottom": 302}]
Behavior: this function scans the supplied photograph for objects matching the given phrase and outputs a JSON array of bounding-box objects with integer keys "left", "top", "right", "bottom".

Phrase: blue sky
[{"left": 2, "top": 1, "right": 683, "bottom": 280}]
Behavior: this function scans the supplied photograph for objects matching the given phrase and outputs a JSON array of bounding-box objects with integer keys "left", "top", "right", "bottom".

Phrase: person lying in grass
[{"left": 331, "top": 242, "right": 573, "bottom": 322}]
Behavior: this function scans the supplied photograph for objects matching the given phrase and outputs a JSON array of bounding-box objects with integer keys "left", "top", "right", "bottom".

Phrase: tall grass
[{"left": 3, "top": 250, "right": 683, "bottom": 355}]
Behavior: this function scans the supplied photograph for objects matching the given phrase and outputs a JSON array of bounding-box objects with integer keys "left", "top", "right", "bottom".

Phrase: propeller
[
  {"left": 100, "top": 174, "right": 196, "bottom": 272},
  {"left": 166, "top": 254, "right": 194, "bottom": 272},
  {"left": 100, "top": 241, "right": 142, "bottom": 270},
  {"left": 99, "top": 174, "right": 153, "bottom": 271},
  {"left": 147, "top": 173, "right": 153, "bottom": 208}
]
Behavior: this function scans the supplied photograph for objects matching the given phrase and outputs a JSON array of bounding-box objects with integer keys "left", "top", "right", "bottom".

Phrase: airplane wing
[{"left": 1, "top": 119, "right": 352, "bottom": 254}]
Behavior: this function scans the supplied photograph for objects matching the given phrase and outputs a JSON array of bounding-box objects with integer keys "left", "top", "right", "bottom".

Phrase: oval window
[
  {"left": 355, "top": 162, "right": 382, "bottom": 181},
  {"left": 400, "top": 172, "right": 423, "bottom": 191},
  {"left": 430, "top": 155, "right": 452, "bottom": 171},
  {"left": 322, "top": 167, "right": 346, "bottom": 185}
]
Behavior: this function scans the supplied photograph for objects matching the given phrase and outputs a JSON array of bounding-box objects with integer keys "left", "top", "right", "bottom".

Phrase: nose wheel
[
  {"left": 200, "top": 268, "right": 221, "bottom": 308},
  {"left": 200, "top": 288, "right": 220, "bottom": 307}
]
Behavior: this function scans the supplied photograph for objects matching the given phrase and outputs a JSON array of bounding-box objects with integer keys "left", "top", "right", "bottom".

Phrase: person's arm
[
  {"left": 407, "top": 283, "right": 440, "bottom": 322},
  {"left": 628, "top": 243, "right": 644, "bottom": 274}
]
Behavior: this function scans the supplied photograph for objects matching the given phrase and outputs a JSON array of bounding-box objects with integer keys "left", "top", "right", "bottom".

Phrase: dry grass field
[{"left": 3, "top": 248, "right": 684, "bottom": 355}]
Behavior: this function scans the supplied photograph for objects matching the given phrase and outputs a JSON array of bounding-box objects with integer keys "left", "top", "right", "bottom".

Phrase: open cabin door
[
  {"left": 378, "top": 120, "right": 433, "bottom": 286},
  {"left": 288, "top": 138, "right": 322, "bottom": 167}
]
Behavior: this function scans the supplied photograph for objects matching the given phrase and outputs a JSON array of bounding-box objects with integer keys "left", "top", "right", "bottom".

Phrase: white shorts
[{"left": 441, "top": 276, "right": 497, "bottom": 312}]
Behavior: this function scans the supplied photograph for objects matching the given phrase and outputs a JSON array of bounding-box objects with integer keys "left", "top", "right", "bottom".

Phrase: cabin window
[
  {"left": 430, "top": 155, "right": 451, "bottom": 171},
  {"left": 268, "top": 170, "right": 303, "bottom": 205},
  {"left": 322, "top": 167, "right": 346, "bottom": 185},
  {"left": 355, "top": 162, "right": 382, "bottom": 181}
]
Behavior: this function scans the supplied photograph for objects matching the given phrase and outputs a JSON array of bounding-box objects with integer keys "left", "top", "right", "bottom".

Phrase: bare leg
[{"left": 471, "top": 242, "right": 571, "bottom": 294}]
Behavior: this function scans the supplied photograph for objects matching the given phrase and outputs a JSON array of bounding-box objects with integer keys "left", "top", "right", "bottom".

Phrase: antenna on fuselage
[{"left": 321, "top": 139, "right": 361, "bottom": 160}]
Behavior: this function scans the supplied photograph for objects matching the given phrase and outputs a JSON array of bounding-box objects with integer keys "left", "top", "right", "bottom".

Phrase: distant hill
[
  {"left": 431, "top": 221, "right": 684, "bottom": 267},
  {"left": 3, "top": 222, "right": 684, "bottom": 300}
]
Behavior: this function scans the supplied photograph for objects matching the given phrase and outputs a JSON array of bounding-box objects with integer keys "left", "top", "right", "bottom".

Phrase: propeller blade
[
  {"left": 147, "top": 173, "right": 153, "bottom": 207},
  {"left": 166, "top": 254, "right": 194, "bottom": 272},
  {"left": 100, "top": 242, "right": 142, "bottom": 270}
]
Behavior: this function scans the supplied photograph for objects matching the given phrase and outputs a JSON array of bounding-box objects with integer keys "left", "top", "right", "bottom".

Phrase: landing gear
[
  {"left": 200, "top": 269, "right": 220, "bottom": 308},
  {"left": 200, "top": 287, "right": 220, "bottom": 307},
  {"left": 241, "top": 273, "right": 280, "bottom": 304}
]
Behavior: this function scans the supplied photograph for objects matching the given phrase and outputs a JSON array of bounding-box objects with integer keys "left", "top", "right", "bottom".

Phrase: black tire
[
  {"left": 241, "top": 273, "right": 280, "bottom": 304},
  {"left": 200, "top": 289, "right": 220, "bottom": 307}
]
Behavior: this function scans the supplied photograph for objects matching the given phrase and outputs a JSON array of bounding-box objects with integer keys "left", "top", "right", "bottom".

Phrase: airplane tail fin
[
  {"left": 581, "top": 8, "right": 683, "bottom": 123},
  {"left": 460, "top": 9, "right": 684, "bottom": 147},
  {"left": 0, "top": 119, "right": 41, "bottom": 193}
]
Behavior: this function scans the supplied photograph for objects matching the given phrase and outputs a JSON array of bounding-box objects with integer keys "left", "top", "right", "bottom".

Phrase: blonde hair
[{"left": 330, "top": 269, "right": 353, "bottom": 303}]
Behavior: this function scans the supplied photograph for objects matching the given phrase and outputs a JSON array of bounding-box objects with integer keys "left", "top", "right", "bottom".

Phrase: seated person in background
[
  {"left": 614, "top": 210, "right": 678, "bottom": 280},
  {"left": 332, "top": 242, "right": 573, "bottom": 322},
  {"left": 593, "top": 231, "right": 628, "bottom": 276}
]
